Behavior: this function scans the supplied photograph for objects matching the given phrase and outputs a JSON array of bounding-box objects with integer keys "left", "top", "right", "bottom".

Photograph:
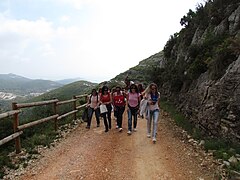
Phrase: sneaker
[
  {"left": 105, "top": 129, "right": 109, "bottom": 132},
  {"left": 152, "top": 138, "right": 156, "bottom": 143},
  {"left": 116, "top": 125, "right": 119, "bottom": 129},
  {"left": 133, "top": 128, "right": 137, "bottom": 132},
  {"left": 147, "top": 134, "right": 151, "bottom": 138},
  {"left": 119, "top": 128, "right": 123, "bottom": 132},
  {"left": 127, "top": 130, "right": 132, "bottom": 135}
]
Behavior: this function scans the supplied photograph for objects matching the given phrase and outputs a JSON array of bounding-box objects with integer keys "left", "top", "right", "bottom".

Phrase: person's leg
[
  {"left": 127, "top": 108, "right": 133, "bottom": 132},
  {"left": 133, "top": 108, "right": 138, "bottom": 130},
  {"left": 147, "top": 111, "right": 153, "bottom": 137},
  {"left": 87, "top": 108, "right": 94, "bottom": 128},
  {"left": 152, "top": 110, "right": 159, "bottom": 140},
  {"left": 118, "top": 106, "right": 125, "bottom": 128},
  {"left": 116, "top": 106, "right": 120, "bottom": 128},
  {"left": 95, "top": 108, "right": 100, "bottom": 127},
  {"left": 106, "top": 105, "right": 112, "bottom": 129},
  {"left": 102, "top": 113, "right": 108, "bottom": 132}
]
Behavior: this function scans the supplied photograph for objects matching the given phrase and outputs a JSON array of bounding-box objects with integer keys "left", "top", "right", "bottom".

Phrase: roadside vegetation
[
  {"left": 0, "top": 81, "right": 94, "bottom": 178},
  {"left": 160, "top": 98, "right": 240, "bottom": 175}
]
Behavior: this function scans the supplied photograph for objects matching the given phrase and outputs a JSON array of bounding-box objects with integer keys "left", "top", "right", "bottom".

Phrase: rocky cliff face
[
  {"left": 163, "top": 2, "right": 240, "bottom": 141},
  {"left": 179, "top": 54, "right": 240, "bottom": 140}
]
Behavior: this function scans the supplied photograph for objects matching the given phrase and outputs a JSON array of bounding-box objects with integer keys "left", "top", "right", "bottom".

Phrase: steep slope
[
  {"left": 159, "top": 1, "right": 240, "bottom": 141},
  {"left": 111, "top": 1, "right": 240, "bottom": 141},
  {"left": 112, "top": 51, "right": 164, "bottom": 86}
]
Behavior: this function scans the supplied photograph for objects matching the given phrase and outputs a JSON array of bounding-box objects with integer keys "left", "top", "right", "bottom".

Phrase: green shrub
[
  {"left": 187, "top": 58, "right": 208, "bottom": 80},
  {"left": 163, "top": 33, "right": 178, "bottom": 58},
  {"left": 160, "top": 99, "right": 201, "bottom": 139},
  {"left": 209, "top": 37, "right": 239, "bottom": 80}
]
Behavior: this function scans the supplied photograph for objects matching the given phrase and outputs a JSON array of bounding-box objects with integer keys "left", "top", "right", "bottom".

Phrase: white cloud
[
  {"left": 0, "top": 0, "right": 205, "bottom": 82},
  {"left": 60, "top": 15, "right": 70, "bottom": 22}
]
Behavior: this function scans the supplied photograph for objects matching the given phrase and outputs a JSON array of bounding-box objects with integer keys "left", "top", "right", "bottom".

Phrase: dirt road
[{"left": 16, "top": 111, "right": 218, "bottom": 180}]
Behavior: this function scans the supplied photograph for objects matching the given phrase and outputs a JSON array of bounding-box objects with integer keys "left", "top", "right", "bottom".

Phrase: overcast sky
[{"left": 0, "top": 0, "right": 204, "bottom": 83}]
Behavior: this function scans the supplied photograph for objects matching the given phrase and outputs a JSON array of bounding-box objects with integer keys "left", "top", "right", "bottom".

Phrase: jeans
[
  {"left": 87, "top": 107, "right": 100, "bottom": 127},
  {"left": 115, "top": 106, "right": 125, "bottom": 128},
  {"left": 147, "top": 109, "right": 159, "bottom": 138},
  {"left": 128, "top": 106, "right": 138, "bottom": 131},
  {"left": 102, "top": 104, "right": 112, "bottom": 131}
]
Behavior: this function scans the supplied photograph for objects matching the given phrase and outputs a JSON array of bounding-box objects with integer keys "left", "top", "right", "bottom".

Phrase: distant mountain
[
  {"left": 29, "top": 80, "right": 97, "bottom": 101},
  {"left": 0, "top": 76, "right": 97, "bottom": 111},
  {"left": 55, "top": 78, "right": 83, "bottom": 85},
  {"left": 0, "top": 73, "right": 63, "bottom": 95}
]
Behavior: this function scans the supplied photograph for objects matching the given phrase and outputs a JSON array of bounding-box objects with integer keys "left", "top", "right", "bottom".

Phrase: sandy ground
[{"left": 15, "top": 110, "right": 219, "bottom": 180}]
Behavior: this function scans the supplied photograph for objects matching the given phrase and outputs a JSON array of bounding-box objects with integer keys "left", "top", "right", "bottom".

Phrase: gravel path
[{"left": 14, "top": 110, "right": 219, "bottom": 180}]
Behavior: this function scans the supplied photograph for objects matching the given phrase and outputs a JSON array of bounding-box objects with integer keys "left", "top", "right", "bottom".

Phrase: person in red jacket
[
  {"left": 100, "top": 86, "right": 112, "bottom": 132},
  {"left": 112, "top": 86, "right": 126, "bottom": 132}
]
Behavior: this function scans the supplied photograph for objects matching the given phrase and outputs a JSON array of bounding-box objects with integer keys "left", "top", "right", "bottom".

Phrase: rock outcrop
[{"left": 164, "top": 2, "right": 240, "bottom": 141}]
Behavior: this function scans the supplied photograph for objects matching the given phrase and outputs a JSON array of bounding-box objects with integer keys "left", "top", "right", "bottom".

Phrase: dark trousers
[
  {"left": 115, "top": 106, "right": 125, "bottom": 128},
  {"left": 87, "top": 107, "right": 100, "bottom": 127},
  {"left": 102, "top": 104, "right": 112, "bottom": 131},
  {"left": 128, "top": 106, "right": 138, "bottom": 131}
]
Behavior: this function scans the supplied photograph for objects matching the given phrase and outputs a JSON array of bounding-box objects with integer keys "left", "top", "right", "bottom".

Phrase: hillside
[
  {"left": 0, "top": 73, "right": 62, "bottom": 95},
  {"left": 30, "top": 80, "right": 97, "bottom": 102},
  {"left": 55, "top": 78, "right": 83, "bottom": 85},
  {"left": 112, "top": 0, "right": 240, "bottom": 142},
  {"left": 0, "top": 74, "right": 96, "bottom": 112},
  {"left": 112, "top": 51, "right": 164, "bottom": 86}
]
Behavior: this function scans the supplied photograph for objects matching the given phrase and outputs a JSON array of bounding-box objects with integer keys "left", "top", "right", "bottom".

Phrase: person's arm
[
  {"left": 112, "top": 93, "right": 116, "bottom": 108},
  {"left": 126, "top": 93, "right": 129, "bottom": 109},
  {"left": 158, "top": 92, "right": 160, "bottom": 107},
  {"left": 147, "top": 94, "right": 154, "bottom": 105},
  {"left": 138, "top": 94, "right": 141, "bottom": 106},
  {"left": 94, "top": 95, "right": 100, "bottom": 110},
  {"left": 109, "top": 93, "right": 113, "bottom": 105},
  {"left": 99, "top": 95, "right": 103, "bottom": 105}
]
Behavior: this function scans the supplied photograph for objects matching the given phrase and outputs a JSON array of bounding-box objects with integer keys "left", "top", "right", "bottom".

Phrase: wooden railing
[{"left": 0, "top": 94, "right": 88, "bottom": 153}]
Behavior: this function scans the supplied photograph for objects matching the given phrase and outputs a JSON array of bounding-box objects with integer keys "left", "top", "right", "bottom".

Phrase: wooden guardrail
[{"left": 0, "top": 94, "right": 88, "bottom": 153}]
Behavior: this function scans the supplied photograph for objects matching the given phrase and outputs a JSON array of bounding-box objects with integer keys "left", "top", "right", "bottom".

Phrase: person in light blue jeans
[
  {"left": 143, "top": 83, "right": 160, "bottom": 143},
  {"left": 148, "top": 109, "right": 159, "bottom": 141}
]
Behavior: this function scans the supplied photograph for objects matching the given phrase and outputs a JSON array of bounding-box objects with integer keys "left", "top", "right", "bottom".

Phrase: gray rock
[
  {"left": 228, "top": 5, "right": 240, "bottom": 35},
  {"left": 223, "top": 161, "right": 231, "bottom": 167},
  {"left": 228, "top": 156, "right": 238, "bottom": 166}
]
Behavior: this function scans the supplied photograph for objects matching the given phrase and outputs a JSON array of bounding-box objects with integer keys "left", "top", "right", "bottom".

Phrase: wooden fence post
[
  {"left": 73, "top": 96, "right": 77, "bottom": 120},
  {"left": 53, "top": 100, "right": 58, "bottom": 131},
  {"left": 12, "top": 102, "right": 21, "bottom": 154}
]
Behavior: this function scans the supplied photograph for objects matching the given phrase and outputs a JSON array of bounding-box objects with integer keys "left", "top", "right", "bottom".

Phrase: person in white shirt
[{"left": 86, "top": 89, "right": 100, "bottom": 129}]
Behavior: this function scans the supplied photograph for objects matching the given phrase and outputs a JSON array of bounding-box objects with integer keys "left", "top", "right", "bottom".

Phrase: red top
[
  {"left": 113, "top": 93, "right": 125, "bottom": 106},
  {"left": 101, "top": 93, "right": 111, "bottom": 103}
]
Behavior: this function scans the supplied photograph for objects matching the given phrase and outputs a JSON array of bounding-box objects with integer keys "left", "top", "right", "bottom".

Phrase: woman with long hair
[{"left": 144, "top": 83, "right": 160, "bottom": 143}]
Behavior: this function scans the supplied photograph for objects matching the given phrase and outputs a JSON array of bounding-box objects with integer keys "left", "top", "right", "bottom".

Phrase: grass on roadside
[
  {"left": 160, "top": 99, "right": 201, "bottom": 139},
  {"left": 160, "top": 98, "right": 240, "bottom": 173}
]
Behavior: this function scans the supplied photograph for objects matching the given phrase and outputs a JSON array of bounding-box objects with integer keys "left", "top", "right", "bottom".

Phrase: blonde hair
[{"left": 143, "top": 83, "right": 158, "bottom": 96}]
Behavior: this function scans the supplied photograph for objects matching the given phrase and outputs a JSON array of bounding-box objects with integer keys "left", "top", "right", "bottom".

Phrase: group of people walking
[{"left": 85, "top": 82, "right": 160, "bottom": 143}]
